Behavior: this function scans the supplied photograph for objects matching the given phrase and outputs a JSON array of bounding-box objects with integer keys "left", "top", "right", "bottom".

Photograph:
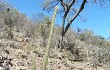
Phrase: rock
[
  {"left": 14, "top": 37, "right": 23, "bottom": 42},
  {"left": 23, "top": 38, "right": 30, "bottom": 42},
  {"left": 0, "top": 67, "right": 4, "bottom": 70},
  {"left": 15, "top": 66, "right": 27, "bottom": 70},
  {"left": 16, "top": 62, "right": 24, "bottom": 66}
]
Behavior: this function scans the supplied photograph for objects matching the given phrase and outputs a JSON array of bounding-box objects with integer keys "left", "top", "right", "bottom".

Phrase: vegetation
[
  {"left": 0, "top": 0, "right": 110, "bottom": 70},
  {"left": 42, "top": 0, "right": 110, "bottom": 50}
]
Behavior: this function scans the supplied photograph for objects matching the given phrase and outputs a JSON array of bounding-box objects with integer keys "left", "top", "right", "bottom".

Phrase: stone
[{"left": 0, "top": 67, "right": 4, "bottom": 70}]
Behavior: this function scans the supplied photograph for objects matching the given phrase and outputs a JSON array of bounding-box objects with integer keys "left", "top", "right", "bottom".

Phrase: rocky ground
[
  {"left": 0, "top": 30, "right": 110, "bottom": 70},
  {"left": 0, "top": 40, "right": 110, "bottom": 70}
]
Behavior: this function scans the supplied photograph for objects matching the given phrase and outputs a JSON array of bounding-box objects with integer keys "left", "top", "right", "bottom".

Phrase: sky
[{"left": 6, "top": 0, "right": 110, "bottom": 39}]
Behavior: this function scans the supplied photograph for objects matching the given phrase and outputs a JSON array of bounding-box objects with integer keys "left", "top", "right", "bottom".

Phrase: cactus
[
  {"left": 42, "top": 6, "right": 59, "bottom": 70},
  {"left": 31, "top": 47, "right": 38, "bottom": 70},
  {"left": 31, "top": 52, "right": 36, "bottom": 70}
]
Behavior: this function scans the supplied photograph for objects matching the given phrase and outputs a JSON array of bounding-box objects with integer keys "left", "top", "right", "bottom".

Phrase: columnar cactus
[{"left": 42, "top": 6, "right": 59, "bottom": 70}]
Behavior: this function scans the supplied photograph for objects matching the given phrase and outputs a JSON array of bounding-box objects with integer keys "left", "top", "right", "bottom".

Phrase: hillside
[
  {"left": 0, "top": 2, "right": 110, "bottom": 70},
  {"left": 0, "top": 24, "right": 110, "bottom": 70}
]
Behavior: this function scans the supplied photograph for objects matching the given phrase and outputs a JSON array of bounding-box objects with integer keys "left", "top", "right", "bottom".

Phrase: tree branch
[
  {"left": 43, "top": 1, "right": 59, "bottom": 12},
  {"left": 63, "top": 0, "right": 87, "bottom": 36},
  {"left": 61, "top": 0, "right": 76, "bottom": 36},
  {"left": 69, "top": 0, "right": 76, "bottom": 8}
]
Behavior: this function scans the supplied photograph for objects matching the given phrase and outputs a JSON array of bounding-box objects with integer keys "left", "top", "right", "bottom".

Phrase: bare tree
[{"left": 42, "top": 0, "right": 109, "bottom": 50}]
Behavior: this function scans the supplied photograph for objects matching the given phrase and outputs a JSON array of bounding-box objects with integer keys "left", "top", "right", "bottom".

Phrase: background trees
[
  {"left": 0, "top": 0, "right": 33, "bottom": 39},
  {"left": 42, "top": 0, "right": 109, "bottom": 37},
  {"left": 0, "top": 1, "right": 110, "bottom": 70},
  {"left": 42, "top": 0, "right": 109, "bottom": 50}
]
